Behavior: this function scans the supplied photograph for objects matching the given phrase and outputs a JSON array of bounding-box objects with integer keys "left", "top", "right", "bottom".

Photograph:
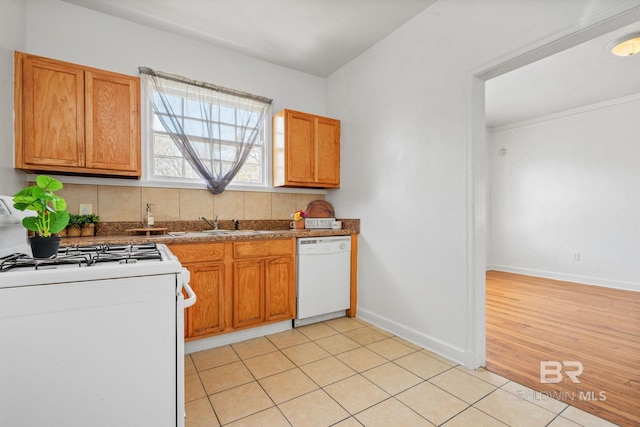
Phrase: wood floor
[{"left": 486, "top": 271, "right": 640, "bottom": 427}]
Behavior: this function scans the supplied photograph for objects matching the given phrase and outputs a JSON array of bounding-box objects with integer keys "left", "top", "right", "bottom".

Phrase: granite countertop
[
  {"left": 61, "top": 229, "right": 356, "bottom": 246},
  {"left": 61, "top": 219, "right": 360, "bottom": 247}
]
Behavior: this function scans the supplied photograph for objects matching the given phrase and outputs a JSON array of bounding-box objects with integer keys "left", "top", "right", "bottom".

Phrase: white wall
[
  {"left": 24, "top": 0, "right": 326, "bottom": 117},
  {"left": 0, "top": 0, "right": 27, "bottom": 195},
  {"left": 0, "top": 0, "right": 327, "bottom": 194},
  {"left": 325, "top": 0, "right": 640, "bottom": 366},
  {"left": 488, "top": 95, "right": 640, "bottom": 292}
]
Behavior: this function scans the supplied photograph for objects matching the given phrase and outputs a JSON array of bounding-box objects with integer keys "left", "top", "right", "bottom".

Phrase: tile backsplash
[{"left": 58, "top": 184, "right": 324, "bottom": 222}]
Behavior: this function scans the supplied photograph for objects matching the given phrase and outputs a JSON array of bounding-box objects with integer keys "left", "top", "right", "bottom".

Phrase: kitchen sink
[
  {"left": 203, "top": 229, "right": 274, "bottom": 235},
  {"left": 226, "top": 230, "right": 275, "bottom": 235},
  {"left": 168, "top": 230, "right": 274, "bottom": 237},
  {"left": 168, "top": 230, "right": 225, "bottom": 237},
  {"left": 201, "top": 229, "right": 274, "bottom": 234}
]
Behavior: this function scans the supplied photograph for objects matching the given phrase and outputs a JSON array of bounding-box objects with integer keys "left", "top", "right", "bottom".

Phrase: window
[{"left": 143, "top": 73, "right": 270, "bottom": 189}]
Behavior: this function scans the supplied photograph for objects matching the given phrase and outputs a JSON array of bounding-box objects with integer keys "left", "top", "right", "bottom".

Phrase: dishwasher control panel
[{"left": 297, "top": 236, "right": 351, "bottom": 254}]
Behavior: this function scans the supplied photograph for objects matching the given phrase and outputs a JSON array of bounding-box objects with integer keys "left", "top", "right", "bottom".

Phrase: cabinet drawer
[
  {"left": 168, "top": 243, "right": 225, "bottom": 263},
  {"left": 233, "top": 239, "right": 294, "bottom": 259}
]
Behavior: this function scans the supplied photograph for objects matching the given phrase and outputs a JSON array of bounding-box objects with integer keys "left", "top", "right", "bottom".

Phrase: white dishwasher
[{"left": 295, "top": 236, "right": 351, "bottom": 326}]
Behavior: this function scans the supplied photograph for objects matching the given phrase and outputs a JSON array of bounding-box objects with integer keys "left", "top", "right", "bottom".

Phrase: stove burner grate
[{"left": 1, "top": 243, "right": 163, "bottom": 272}]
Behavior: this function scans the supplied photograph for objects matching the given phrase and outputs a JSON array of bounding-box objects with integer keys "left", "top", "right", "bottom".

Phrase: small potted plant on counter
[
  {"left": 290, "top": 209, "right": 307, "bottom": 230},
  {"left": 65, "top": 214, "right": 82, "bottom": 237},
  {"left": 12, "top": 175, "right": 70, "bottom": 258},
  {"left": 80, "top": 213, "right": 100, "bottom": 237}
]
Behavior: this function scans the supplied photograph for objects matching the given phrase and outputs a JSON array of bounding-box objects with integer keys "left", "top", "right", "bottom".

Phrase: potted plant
[
  {"left": 80, "top": 213, "right": 100, "bottom": 237},
  {"left": 290, "top": 209, "right": 307, "bottom": 230},
  {"left": 12, "top": 175, "right": 70, "bottom": 258},
  {"left": 66, "top": 214, "right": 82, "bottom": 237}
]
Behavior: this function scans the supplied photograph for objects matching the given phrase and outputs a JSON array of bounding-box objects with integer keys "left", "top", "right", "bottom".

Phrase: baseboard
[
  {"left": 184, "top": 320, "right": 292, "bottom": 354},
  {"left": 356, "top": 307, "right": 468, "bottom": 367},
  {"left": 486, "top": 264, "right": 640, "bottom": 293}
]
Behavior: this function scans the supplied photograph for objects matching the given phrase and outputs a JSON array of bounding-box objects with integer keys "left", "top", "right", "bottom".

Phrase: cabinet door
[
  {"left": 85, "top": 70, "right": 140, "bottom": 174},
  {"left": 315, "top": 117, "right": 340, "bottom": 187},
  {"left": 273, "top": 109, "right": 341, "bottom": 188},
  {"left": 185, "top": 262, "right": 225, "bottom": 337},
  {"left": 285, "top": 110, "right": 316, "bottom": 184},
  {"left": 21, "top": 55, "right": 85, "bottom": 168},
  {"left": 232, "top": 260, "right": 266, "bottom": 328},
  {"left": 265, "top": 256, "right": 295, "bottom": 321}
]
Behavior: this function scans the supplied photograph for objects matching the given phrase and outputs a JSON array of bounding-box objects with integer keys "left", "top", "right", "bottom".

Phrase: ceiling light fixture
[{"left": 610, "top": 32, "right": 640, "bottom": 56}]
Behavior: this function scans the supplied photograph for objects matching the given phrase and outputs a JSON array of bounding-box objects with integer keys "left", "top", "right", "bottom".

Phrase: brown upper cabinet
[
  {"left": 14, "top": 52, "right": 141, "bottom": 178},
  {"left": 273, "top": 109, "right": 340, "bottom": 188}
]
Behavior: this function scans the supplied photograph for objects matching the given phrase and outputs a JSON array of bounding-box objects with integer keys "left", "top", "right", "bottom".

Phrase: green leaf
[
  {"left": 36, "top": 175, "right": 63, "bottom": 191},
  {"left": 49, "top": 211, "right": 70, "bottom": 234},
  {"left": 12, "top": 198, "right": 34, "bottom": 211},
  {"left": 52, "top": 197, "right": 67, "bottom": 211},
  {"left": 22, "top": 216, "right": 40, "bottom": 232},
  {"left": 31, "top": 186, "right": 47, "bottom": 198},
  {"left": 13, "top": 185, "right": 37, "bottom": 197}
]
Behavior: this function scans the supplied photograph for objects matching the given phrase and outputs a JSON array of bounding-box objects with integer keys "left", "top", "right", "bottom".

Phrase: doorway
[{"left": 469, "top": 6, "right": 640, "bottom": 427}]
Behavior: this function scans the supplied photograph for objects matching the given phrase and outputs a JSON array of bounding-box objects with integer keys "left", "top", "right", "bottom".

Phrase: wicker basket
[
  {"left": 66, "top": 226, "right": 82, "bottom": 237},
  {"left": 81, "top": 224, "right": 95, "bottom": 237}
]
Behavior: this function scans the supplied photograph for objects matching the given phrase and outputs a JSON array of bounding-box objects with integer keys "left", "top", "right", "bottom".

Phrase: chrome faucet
[{"left": 199, "top": 216, "right": 218, "bottom": 230}]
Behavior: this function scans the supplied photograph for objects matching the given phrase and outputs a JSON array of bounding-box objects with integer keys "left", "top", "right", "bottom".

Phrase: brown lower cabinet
[
  {"left": 232, "top": 259, "right": 266, "bottom": 329},
  {"left": 264, "top": 256, "right": 296, "bottom": 321},
  {"left": 169, "top": 238, "right": 295, "bottom": 340},
  {"left": 185, "top": 263, "right": 226, "bottom": 337}
]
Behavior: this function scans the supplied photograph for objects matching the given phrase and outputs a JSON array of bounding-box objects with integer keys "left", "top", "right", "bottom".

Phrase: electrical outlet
[
  {"left": 79, "top": 204, "right": 92, "bottom": 215},
  {"left": 573, "top": 251, "right": 581, "bottom": 261}
]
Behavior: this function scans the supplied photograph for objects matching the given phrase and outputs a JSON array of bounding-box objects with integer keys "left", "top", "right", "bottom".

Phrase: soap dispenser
[{"left": 144, "top": 203, "right": 155, "bottom": 228}]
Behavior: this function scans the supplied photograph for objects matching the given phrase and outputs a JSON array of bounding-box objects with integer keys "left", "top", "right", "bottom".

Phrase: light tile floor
[{"left": 184, "top": 317, "right": 619, "bottom": 427}]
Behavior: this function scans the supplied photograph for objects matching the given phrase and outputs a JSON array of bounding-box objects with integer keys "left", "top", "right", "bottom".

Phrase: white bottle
[{"left": 145, "top": 203, "right": 154, "bottom": 228}]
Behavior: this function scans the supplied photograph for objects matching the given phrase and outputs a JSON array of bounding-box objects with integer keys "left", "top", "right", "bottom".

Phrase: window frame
[{"left": 141, "top": 81, "right": 272, "bottom": 191}]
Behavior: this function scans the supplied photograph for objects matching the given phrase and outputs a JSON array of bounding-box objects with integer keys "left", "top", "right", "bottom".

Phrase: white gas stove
[{"left": 0, "top": 195, "right": 195, "bottom": 427}]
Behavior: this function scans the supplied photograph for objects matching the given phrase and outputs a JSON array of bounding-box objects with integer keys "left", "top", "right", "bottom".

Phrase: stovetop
[
  {"left": 0, "top": 243, "right": 163, "bottom": 273},
  {"left": 0, "top": 242, "right": 184, "bottom": 289}
]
